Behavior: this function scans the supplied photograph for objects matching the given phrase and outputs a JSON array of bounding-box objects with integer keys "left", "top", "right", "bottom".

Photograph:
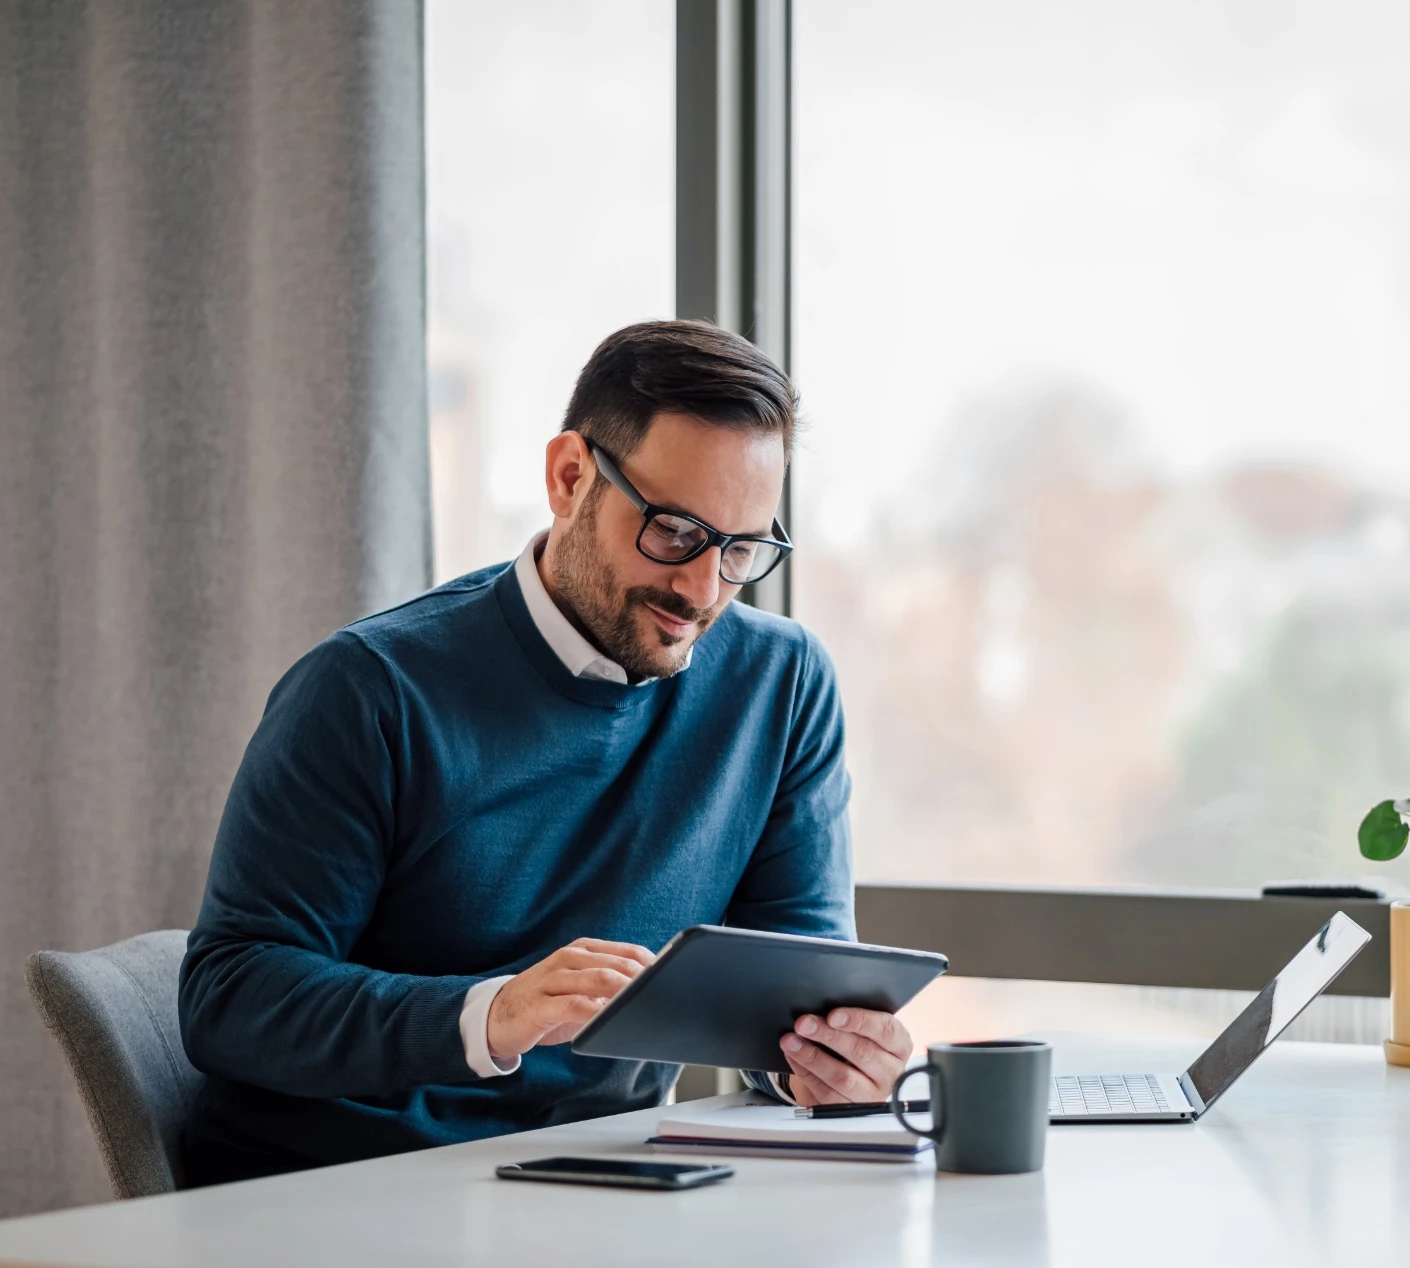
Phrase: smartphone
[{"left": 495, "top": 1156, "right": 734, "bottom": 1191}]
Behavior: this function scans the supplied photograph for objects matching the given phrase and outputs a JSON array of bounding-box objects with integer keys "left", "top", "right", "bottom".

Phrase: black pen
[{"left": 792, "top": 1100, "right": 929, "bottom": 1119}]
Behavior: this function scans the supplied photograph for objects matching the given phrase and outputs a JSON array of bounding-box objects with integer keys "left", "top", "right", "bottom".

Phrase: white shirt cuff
[
  {"left": 459, "top": 976, "right": 520, "bottom": 1078},
  {"left": 767, "top": 1072, "right": 797, "bottom": 1105}
]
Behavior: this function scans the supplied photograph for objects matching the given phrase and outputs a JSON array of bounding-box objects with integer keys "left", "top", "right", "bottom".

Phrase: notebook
[{"left": 647, "top": 1098, "right": 933, "bottom": 1163}]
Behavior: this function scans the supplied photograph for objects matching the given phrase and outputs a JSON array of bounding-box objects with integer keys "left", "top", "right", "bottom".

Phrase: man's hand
[
  {"left": 486, "top": 937, "right": 654, "bottom": 1064},
  {"left": 779, "top": 1008, "right": 914, "bottom": 1106}
]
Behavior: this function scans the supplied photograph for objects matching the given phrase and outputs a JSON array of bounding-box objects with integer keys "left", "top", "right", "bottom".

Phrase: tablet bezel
[{"left": 570, "top": 925, "right": 948, "bottom": 1073}]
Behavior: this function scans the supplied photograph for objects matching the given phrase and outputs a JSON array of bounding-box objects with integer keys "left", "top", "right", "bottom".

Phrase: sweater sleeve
[
  {"left": 179, "top": 633, "right": 482, "bottom": 1100},
  {"left": 724, "top": 631, "right": 855, "bottom": 942}
]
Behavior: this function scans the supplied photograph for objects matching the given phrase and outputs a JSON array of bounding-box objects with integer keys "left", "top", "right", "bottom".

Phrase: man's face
[{"left": 543, "top": 412, "right": 787, "bottom": 681}]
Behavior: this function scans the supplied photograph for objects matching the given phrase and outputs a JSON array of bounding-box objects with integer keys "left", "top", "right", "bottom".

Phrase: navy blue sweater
[{"left": 179, "top": 560, "right": 853, "bottom": 1179}]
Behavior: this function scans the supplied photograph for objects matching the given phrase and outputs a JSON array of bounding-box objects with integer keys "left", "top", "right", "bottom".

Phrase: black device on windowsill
[
  {"left": 1260, "top": 881, "right": 1385, "bottom": 900},
  {"left": 495, "top": 1157, "right": 735, "bottom": 1191}
]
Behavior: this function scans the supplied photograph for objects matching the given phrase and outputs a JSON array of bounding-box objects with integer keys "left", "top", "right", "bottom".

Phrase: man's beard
[{"left": 550, "top": 491, "right": 721, "bottom": 681}]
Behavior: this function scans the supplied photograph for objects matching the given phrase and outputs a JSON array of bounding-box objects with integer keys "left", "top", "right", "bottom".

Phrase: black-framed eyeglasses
[{"left": 587, "top": 442, "right": 793, "bottom": 586}]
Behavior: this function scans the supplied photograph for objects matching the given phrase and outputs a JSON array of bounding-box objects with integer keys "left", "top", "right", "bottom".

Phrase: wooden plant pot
[{"left": 1387, "top": 901, "right": 1410, "bottom": 1068}]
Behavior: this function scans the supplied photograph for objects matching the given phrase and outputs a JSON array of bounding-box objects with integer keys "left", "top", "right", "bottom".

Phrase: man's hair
[{"left": 561, "top": 320, "right": 798, "bottom": 462}]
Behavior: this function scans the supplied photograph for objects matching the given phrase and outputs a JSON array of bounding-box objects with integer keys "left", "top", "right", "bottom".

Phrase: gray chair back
[{"left": 26, "top": 929, "right": 200, "bottom": 1199}]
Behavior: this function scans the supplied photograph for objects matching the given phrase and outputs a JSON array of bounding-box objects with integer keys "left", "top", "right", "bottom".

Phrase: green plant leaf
[{"left": 1358, "top": 799, "right": 1409, "bottom": 861}]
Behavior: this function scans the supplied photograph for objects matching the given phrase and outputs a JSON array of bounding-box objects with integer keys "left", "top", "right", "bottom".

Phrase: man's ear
[{"left": 544, "top": 431, "right": 595, "bottom": 520}]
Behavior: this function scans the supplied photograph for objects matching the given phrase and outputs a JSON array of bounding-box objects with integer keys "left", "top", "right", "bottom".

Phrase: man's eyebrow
[
  {"left": 624, "top": 458, "right": 775, "bottom": 537},
  {"left": 658, "top": 500, "right": 776, "bottom": 538}
]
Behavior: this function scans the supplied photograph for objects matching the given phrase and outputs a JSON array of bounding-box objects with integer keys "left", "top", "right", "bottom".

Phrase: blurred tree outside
[{"left": 1128, "top": 597, "right": 1410, "bottom": 886}]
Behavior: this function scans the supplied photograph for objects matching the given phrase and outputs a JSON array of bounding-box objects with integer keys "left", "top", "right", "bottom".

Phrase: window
[
  {"left": 794, "top": 0, "right": 1410, "bottom": 891},
  {"left": 425, "top": 0, "right": 673, "bottom": 582}
]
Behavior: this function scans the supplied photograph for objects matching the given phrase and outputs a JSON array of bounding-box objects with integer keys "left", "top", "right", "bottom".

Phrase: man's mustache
[{"left": 626, "top": 585, "right": 713, "bottom": 626}]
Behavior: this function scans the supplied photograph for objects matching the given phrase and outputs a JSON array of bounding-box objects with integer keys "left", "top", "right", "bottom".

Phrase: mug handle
[{"left": 891, "top": 1062, "right": 945, "bottom": 1143}]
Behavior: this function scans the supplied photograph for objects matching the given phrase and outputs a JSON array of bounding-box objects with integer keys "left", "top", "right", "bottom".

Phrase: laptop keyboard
[{"left": 1049, "top": 1074, "right": 1170, "bottom": 1117}]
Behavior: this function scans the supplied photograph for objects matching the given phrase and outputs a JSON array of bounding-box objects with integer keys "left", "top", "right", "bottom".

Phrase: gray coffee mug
[{"left": 891, "top": 1039, "right": 1051, "bottom": 1174}]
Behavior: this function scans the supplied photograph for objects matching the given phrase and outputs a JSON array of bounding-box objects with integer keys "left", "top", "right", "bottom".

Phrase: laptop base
[{"left": 1049, "top": 1073, "right": 1195, "bottom": 1123}]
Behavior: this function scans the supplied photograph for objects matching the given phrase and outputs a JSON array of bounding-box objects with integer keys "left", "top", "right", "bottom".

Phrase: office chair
[{"left": 26, "top": 929, "right": 201, "bottom": 1199}]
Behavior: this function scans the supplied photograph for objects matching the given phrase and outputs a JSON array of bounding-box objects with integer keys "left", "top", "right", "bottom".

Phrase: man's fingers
[
  {"left": 555, "top": 948, "right": 649, "bottom": 979},
  {"left": 780, "top": 1035, "right": 883, "bottom": 1102},
  {"left": 541, "top": 966, "right": 636, "bottom": 998},
  {"left": 568, "top": 937, "right": 655, "bottom": 967},
  {"left": 493, "top": 940, "right": 658, "bottom": 1060},
  {"left": 792, "top": 1017, "right": 888, "bottom": 1077},
  {"left": 782, "top": 1052, "right": 849, "bottom": 1106},
  {"left": 821, "top": 1008, "right": 913, "bottom": 1061}
]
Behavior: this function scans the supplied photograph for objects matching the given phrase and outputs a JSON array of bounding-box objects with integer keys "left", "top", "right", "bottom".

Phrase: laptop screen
[{"left": 1183, "top": 911, "right": 1372, "bottom": 1111}]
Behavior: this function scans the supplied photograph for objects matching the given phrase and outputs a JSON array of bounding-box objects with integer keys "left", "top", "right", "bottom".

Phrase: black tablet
[{"left": 570, "top": 925, "right": 948, "bottom": 1073}]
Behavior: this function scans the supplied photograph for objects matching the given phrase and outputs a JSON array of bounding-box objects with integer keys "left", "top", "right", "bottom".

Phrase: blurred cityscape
[{"left": 795, "top": 380, "right": 1410, "bottom": 890}]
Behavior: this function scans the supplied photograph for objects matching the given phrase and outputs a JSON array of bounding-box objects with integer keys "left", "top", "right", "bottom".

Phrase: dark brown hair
[{"left": 561, "top": 320, "right": 798, "bottom": 462}]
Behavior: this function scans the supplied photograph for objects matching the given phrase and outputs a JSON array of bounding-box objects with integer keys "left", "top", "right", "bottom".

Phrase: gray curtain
[{"left": 0, "top": 0, "right": 429, "bottom": 1216}]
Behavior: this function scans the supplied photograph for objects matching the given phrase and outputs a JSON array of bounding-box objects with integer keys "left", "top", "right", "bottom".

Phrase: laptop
[{"left": 1049, "top": 910, "right": 1372, "bottom": 1122}]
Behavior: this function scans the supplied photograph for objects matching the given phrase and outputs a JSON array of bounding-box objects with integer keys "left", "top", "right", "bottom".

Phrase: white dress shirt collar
[{"left": 515, "top": 532, "right": 692, "bottom": 685}]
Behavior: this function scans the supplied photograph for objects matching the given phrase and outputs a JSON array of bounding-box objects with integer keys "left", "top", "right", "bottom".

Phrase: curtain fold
[{"left": 0, "top": 0, "right": 429, "bottom": 1215}]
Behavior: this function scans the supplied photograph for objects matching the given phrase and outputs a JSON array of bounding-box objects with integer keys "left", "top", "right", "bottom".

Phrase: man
[{"left": 179, "top": 320, "right": 914, "bottom": 1184}]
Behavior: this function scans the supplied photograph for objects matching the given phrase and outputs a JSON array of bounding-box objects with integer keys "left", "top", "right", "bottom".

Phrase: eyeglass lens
[{"left": 640, "top": 513, "right": 781, "bottom": 583}]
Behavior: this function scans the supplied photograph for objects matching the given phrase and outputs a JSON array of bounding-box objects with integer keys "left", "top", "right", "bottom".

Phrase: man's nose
[{"left": 670, "top": 548, "right": 722, "bottom": 612}]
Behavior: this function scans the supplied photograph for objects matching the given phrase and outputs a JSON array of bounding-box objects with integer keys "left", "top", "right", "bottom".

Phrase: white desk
[{"left": 1, "top": 1037, "right": 1406, "bottom": 1267}]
